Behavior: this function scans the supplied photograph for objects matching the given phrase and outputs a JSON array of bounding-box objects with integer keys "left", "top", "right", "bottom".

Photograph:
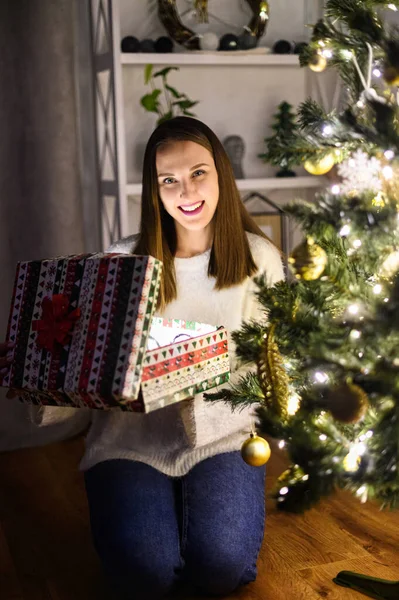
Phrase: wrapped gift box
[
  {"left": 2, "top": 253, "right": 230, "bottom": 413},
  {"left": 142, "top": 318, "right": 230, "bottom": 412}
]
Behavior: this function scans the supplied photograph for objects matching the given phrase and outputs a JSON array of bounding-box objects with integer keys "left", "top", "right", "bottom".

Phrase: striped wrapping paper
[
  {"left": 1, "top": 253, "right": 162, "bottom": 411},
  {"left": 2, "top": 254, "right": 230, "bottom": 413}
]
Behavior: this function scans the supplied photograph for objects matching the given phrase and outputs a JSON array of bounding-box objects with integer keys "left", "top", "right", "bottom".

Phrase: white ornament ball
[{"left": 200, "top": 32, "right": 219, "bottom": 51}]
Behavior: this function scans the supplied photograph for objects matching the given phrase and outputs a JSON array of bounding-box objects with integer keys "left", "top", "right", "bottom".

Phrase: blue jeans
[{"left": 84, "top": 452, "right": 266, "bottom": 599}]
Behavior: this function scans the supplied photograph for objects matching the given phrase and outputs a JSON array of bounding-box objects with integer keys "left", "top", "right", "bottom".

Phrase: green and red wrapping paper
[{"left": 1, "top": 253, "right": 230, "bottom": 413}]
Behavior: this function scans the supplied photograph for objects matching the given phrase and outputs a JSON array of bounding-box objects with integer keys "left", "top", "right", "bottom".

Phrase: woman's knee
[
  {"left": 186, "top": 543, "right": 259, "bottom": 596},
  {"left": 94, "top": 529, "right": 180, "bottom": 599}
]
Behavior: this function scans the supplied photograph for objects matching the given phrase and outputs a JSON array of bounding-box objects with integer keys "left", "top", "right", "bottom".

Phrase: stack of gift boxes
[{"left": 1, "top": 253, "right": 230, "bottom": 413}]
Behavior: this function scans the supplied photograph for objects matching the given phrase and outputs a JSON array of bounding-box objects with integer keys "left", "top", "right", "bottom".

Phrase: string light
[
  {"left": 287, "top": 392, "right": 300, "bottom": 415},
  {"left": 280, "top": 487, "right": 289, "bottom": 495},
  {"left": 341, "top": 49, "right": 353, "bottom": 61},
  {"left": 356, "top": 485, "right": 368, "bottom": 503},
  {"left": 384, "top": 150, "right": 395, "bottom": 160},
  {"left": 382, "top": 165, "right": 393, "bottom": 180},
  {"left": 373, "top": 284, "right": 382, "bottom": 295},
  {"left": 319, "top": 434, "right": 327, "bottom": 441},
  {"left": 278, "top": 440, "right": 285, "bottom": 449},
  {"left": 322, "top": 48, "right": 333, "bottom": 59},
  {"left": 348, "top": 304, "right": 360, "bottom": 315},
  {"left": 373, "top": 68, "right": 382, "bottom": 78},
  {"left": 331, "top": 184, "right": 341, "bottom": 194},
  {"left": 314, "top": 371, "right": 329, "bottom": 384},
  {"left": 353, "top": 239, "right": 362, "bottom": 248},
  {"left": 350, "top": 329, "right": 361, "bottom": 339},
  {"left": 323, "top": 124, "right": 333, "bottom": 136},
  {"left": 340, "top": 224, "right": 351, "bottom": 236}
]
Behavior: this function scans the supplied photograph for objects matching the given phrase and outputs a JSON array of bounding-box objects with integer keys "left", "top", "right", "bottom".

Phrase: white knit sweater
[{"left": 77, "top": 232, "right": 284, "bottom": 476}]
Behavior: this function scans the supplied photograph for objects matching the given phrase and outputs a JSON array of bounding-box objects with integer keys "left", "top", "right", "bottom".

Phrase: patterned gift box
[
  {"left": 2, "top": 253, "right": 162, "bottom": 411},
  {"left": 2, "top": 254, "right": 230, "bottom": 413},
  {"left": 142, "top": 318, "right": 230, "bottom": 412}
]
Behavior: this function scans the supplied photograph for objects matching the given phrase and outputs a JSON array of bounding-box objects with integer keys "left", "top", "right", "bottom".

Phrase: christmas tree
[
  {"left": 259, "top": 101, "right": 298, "bottom": 177},
  {"left": 206, "top": 0, "right": 399, "bottom": 514}
]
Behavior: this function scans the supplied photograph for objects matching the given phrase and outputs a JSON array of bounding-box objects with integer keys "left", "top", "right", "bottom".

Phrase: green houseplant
[{"left": 140, "top": 64, "right": 199, "bottom": 125}]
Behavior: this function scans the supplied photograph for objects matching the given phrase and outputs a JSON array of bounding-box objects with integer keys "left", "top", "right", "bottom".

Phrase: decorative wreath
[{"left": 158, "top": 0, "right": 270, "bottom": 50}]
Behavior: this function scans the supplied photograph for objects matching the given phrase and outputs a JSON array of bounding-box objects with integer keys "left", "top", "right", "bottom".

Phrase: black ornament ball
[
  {"left": 121, "top": 36, "right": 140, "bottom": 53},
  {"left": 238, "top": 31, "right": 258, "bottom": 50},
  {"left": 155, "top": 36, "right": 174, "bottom": 53},
  {"left": 294, "top": 42, "right": 308, "bottom": 55},
  {"left": 273, "top": 40, "right": 293, "bottom": 55},
  {"left": 139, "top": 39, "right": 156, "bottom": 53},
  {"left": 219, "top": 33, "right": 240, "bottom": 51}
]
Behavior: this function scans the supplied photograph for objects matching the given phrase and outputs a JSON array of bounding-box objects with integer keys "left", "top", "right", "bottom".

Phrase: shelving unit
[
  {"left": 89, "top": 0, "right": 326, "bottom": 250},
  {"left": 121, "top": 52, "right": 300, "bottom": 67}
]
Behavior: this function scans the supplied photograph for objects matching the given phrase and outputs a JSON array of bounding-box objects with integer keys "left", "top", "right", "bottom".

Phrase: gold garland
[
  {"left": 257, "top": 323, "right": 290, "bottom": 418},
  {"left": 158, "top": 0, "right": 270, "bottom": 50}
]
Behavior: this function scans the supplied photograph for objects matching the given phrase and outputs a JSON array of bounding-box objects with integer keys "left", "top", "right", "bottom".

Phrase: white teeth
[{"left": 180, "top": 202, "right": 202, "bottom": 212}]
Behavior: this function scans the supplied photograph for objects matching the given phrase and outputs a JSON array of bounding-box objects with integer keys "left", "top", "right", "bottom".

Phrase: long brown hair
[{"left": 134, "top": 116, "right": 275, "bottom": 309}]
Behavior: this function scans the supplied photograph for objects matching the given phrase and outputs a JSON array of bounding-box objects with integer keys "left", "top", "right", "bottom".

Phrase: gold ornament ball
[
  {"left": 288, "top": 238, "right": 328, "bottom": 281},
  {"left": 304, "top": 153, "right": 335, "bottom": 175},
  {"left": 308, "top": 53, "right": 327, "bottom": 73},
  {"left": 324, "top": 382, "right": 369, "bottom": 424},
  {"left": 241, "top": 434, "right": 271, "bottom": 467},
  {"left": 383, "top": 65, "right": 399, "bottom": 87}
]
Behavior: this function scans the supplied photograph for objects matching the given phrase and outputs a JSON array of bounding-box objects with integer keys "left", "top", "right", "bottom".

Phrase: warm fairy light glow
[
  {"left": 341, "top": 49, "right": 353, "bottom": 60},
  {"left": 287, "top": 392, "right": 300, "bottom": 415},
  {"left": 323, "top": 124, "right": 333, "bottom": 136},
  {"left": 348, "top": 304, "right": 360, "bottom": 315},
  {"left": 350, "top": 329, "right": 361, "bottom": 339},
  {"left": 340, "top": 224, "right": 351, "bottom": 236},
  {"left": 314, "top": 371, "right": 329, "bottom": 384},
  {"left": 382, "top": 166, "right": 394, "bottom": 180},
  {"left": 373, "top": 284, "right": 382, "bottom": 295}
]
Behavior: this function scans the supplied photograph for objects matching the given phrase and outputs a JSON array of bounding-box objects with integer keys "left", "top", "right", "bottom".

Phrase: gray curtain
[{"left": 0, "top": 0, "right": 92, "bottom": 450}]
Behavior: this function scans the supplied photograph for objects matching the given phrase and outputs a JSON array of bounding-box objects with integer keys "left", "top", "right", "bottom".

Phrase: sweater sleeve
[{"left": 179, "top": 237, "right": 285, "bottom": 448}]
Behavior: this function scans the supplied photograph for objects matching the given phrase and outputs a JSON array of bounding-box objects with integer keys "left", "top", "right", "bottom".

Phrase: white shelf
[
  {"left": 121, "top": 52, "right": 300, "bottom": 67},
  {"left": 126, "top": 176, "right": 326, "bottom": 196}
]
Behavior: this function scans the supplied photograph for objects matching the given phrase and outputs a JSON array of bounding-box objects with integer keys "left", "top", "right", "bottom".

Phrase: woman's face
[{"left": 156, "top": 140, "right": 219, "bottom": 234}]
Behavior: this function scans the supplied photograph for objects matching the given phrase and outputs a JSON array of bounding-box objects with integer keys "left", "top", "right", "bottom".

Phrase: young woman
[{"left": 1, "top": 117, "right": 284, "bottom": 599}]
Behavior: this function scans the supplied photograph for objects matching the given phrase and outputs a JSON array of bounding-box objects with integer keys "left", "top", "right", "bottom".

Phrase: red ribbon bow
[{"left": 32, "top": 294, "right": 81, "bottom": 352}]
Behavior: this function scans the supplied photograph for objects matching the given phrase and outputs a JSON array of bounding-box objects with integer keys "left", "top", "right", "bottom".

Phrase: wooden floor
[{"left": 1, "top": 437, "right": 399, "bottom": 600}]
